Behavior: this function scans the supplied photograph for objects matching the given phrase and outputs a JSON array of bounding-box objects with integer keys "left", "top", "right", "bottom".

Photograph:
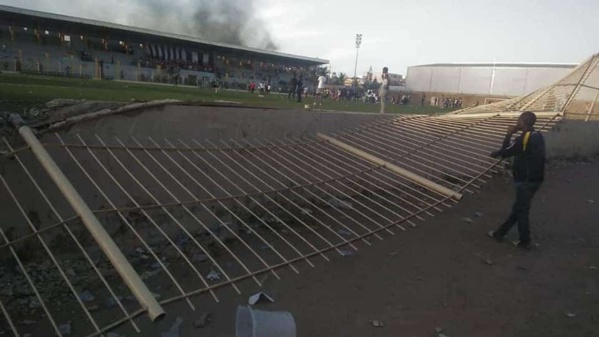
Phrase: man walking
[
  {"left": 488, "top": 111, "right": 545, "bottom": 249},
  {"left": 379, "top": 67, "right": 390, "bottom": 113}
]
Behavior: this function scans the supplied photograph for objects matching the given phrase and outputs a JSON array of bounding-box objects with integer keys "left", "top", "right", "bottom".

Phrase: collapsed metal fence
[
  {"left": 453, "top": 52, "right": 599, "bottom": 121},
  {"left": 0, "top": 113, "right": 560, "bottom": 336}
]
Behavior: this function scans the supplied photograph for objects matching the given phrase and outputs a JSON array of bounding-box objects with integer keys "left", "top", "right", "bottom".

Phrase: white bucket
[{"left": 235, "top": 305, "right": 297, "bottom": 337}]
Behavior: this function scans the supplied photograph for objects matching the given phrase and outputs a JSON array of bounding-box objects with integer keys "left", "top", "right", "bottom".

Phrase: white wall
[{"left": 406, "top": 65, "right": 574, "bottom": 97}]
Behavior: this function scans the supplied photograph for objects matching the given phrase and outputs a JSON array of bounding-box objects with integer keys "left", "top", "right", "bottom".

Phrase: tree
[
  {"left": 337, "top": 72, "right": 347, "bottom": 85},
  {"left": 364, "top": 77, "right": 380, "bottom": 90},
  {"left": 315, "top": 66, "right": 329, "bottom": 77}
]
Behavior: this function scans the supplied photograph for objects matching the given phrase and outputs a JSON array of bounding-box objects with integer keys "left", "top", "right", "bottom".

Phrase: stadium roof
[
  {"left": 411, "top": 62, "right": 577, "bottom": 69},
  {"left": 0, "top": 4, "right": 328, "bottom": 66}
]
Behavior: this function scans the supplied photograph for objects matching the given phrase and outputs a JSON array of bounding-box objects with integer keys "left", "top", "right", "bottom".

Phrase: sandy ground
[{"left": 128, "top": 158, "right": 599, "bottom": 337}]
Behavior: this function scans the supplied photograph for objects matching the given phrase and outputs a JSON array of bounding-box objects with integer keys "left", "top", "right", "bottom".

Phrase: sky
[{"left": 1, "top": 0, "right": 598, "bottom": 76}]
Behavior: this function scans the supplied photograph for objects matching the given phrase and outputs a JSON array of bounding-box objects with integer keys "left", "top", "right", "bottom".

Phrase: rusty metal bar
[{"left": 318, "top": 133, "right": 463, "bottom": 200}]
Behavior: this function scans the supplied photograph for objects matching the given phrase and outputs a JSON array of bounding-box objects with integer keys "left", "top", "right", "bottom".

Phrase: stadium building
[
  {"left": 0, "top": 5, "right": 328, "bottom": 90},
  {"left": 404, "top": 62, "right": 577, "bottom": 107}
]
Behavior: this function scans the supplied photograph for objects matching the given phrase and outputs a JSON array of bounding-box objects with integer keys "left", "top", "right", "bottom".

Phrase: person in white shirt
[
  {"left": 314, "top": 75, "right": 327, "bottom": 106},
  {"left": 379, "top": 67, "right": 390, "bottom": 113}
]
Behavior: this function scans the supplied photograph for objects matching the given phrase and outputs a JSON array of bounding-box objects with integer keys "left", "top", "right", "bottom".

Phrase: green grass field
[{"left": 0, "top": 72, "right": 451, "bottom": 115}]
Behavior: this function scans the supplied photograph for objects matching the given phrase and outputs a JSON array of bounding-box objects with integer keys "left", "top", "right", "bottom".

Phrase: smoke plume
[{"left": 128, "top": 0, "right": 278, "bottom": 50}]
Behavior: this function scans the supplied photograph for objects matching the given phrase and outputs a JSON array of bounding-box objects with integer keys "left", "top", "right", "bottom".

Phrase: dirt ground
[
  {"left": 2, "top": 154, "right": 597, "bottom": 337},
  {"left": 130, "top": 157, "right": 599, "bottom": 337}
]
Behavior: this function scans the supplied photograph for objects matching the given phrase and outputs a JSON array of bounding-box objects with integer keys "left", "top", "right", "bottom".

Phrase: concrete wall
[
  {"left": 406, "top": 65, "right": 574, "bottom": 97},
  {"left": 545, "top": 120, "right": 599, "bottom": 158}
]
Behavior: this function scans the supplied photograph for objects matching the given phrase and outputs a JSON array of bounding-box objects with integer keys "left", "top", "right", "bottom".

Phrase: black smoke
[{"left": 128, "top": 0, "right": 278, "bottom": 50}]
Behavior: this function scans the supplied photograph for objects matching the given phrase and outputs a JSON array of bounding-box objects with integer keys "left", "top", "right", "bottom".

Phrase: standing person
[
  {"left": 488, "top": 111, "right": 545, "bottom": 249},
  {"left": 296, "top": 75, "right": 304, "bottom": 103},
  {"left": 379, "top": 67, "right": 390, "bottom": 113},
  {"left": 421, "top": 94, "right": 426, "bottom": 107},
  {"left": 289, "top": 75, "right": 297, "bottom": 100}
]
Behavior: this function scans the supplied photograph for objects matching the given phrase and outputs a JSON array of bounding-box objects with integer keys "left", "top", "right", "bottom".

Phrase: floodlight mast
[{"left": 353, "top": 34, "right": 362, "bottom": 86}]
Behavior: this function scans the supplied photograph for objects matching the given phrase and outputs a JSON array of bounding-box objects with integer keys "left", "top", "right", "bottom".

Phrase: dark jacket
[{"left": 492, "top": 129, "right": 545, "bottom": 183}]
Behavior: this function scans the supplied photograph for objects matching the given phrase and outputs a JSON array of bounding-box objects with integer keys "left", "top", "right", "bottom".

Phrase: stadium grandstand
[{"left": 0, "top": 4, "right": 328, "bottom": 90}]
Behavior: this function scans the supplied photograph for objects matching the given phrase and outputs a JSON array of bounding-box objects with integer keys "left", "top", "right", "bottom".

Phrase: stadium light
[{"left": 353, "top": 34, "right": 362, "bottom": 86}]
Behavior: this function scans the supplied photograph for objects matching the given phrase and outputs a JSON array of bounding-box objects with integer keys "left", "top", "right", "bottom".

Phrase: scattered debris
[
  {"left": 78, "top": 290, "right": 95, "bottom": 303},
  {"left": 212, "top": 222, "right": 241, "bottom": 241},
  {"left": 161, "top": 317, "right": 183, "bottom": 337},
  {"left": 192, "top": 254, "right": 209, "bottom": 263},
  {"left": 135, "top": 247, "right": 150, "bottom": 260},
  {"left": 337, "top": 229, "right": 352, "bottom": 236},
  {"left": 21, "top": 320, "right": 36, "bottom": 325},
  {"left": 589, "top": 266, "right": 597, "bottom": 270},
  {"left": 340, "top": 250, "right": 355, "bottom": 257},
  {"left": 389, "top": 251, "right": 399, "bottom": 256},
  {"left": 517, "top": 265, "right": 530, "bottom": 271},
  {"left": 438, "top": 334, "right": 450, "bottom": 337},
  {"left": 150, "top": 262, "right": 162, "bottom": 270},
  {"left": 175, "top": 233, "right": 190, "bottom": 248},
  {"left": 105, "top": 296, "right": 123, "bottom": 309},
  {"left": 588, "top": 199, "right": 595, "bottom": 204},
  {"left": 565, "top": 312, "right": 577, "bottom": 318},
  {"left": 206, "top": 270, "right": 222, "bottom": 282},
  {"left": 28, "top": 297, "right": 41, "bottom": 309},
  {"left": 474, "top": 253, "right": 493, "bottom": 265},
  {"left": 87, "top": 305, "right": 100, "bottom": 312},
  {"left": 475, "top": 212, "right": 484, "bottom": 218},
  {"left": 370, "top": 320, "right": 384, "bottom": 327},
  {"left": 463, "top": 217, "right": 474, "bottom": 224},
  {"left": 46, "top": 99, "right": 86, "bottom": 109},
  {"left": 248, "top": 292, "right": 275, "bottom": 305},
  {"left": 301, "top": 208, "right": 313, "bottom": 215},
  {"left": 152, "top": 292, "right": 161, "bottom": 299},
  {"left": 327, "top": 198, "right": 354, "bottom": 210},
  {"left": 194, "top": 312, "right": 213, "bottom": 328},
  {"left": 106, "top": 333, "right": 122, "bottom": 337},
  {"left": 58, "top": 321, "right": 72, "bottom": 336},
  {"left": 65, "top": 268, "right": 77, "bottom": 278},
  {"left": 435, "top": 327, "right": 444, "bottom": 333}
]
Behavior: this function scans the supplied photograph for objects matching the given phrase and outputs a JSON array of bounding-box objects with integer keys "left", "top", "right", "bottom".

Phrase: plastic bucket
[{"left": 235, "top": 305, "right": 296, "bottom": 337}]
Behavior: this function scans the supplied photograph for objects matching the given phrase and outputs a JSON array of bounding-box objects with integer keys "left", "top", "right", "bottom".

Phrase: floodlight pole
[{"left": 353, "top": 34, "right": 362, "bottom": 86}]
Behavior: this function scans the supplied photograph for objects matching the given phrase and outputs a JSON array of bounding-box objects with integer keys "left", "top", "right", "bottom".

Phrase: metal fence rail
[{"left": 0, "top": 113, "right": 560, "bottom": 336}]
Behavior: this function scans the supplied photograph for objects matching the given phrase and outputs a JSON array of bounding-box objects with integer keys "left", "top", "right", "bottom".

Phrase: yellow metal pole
[{"left": 8, "top": 116, "right": 165, "bottom": 322}]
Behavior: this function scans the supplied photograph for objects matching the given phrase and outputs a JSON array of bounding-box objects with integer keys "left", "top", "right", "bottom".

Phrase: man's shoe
[
  {"left": 512, "top": 240, "right": 532, "bottom": 250},
  {"left": 488, "top": 230, "right": 503, "bottom": 242}
]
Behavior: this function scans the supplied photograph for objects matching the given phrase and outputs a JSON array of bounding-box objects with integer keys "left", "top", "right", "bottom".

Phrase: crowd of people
[{"left": 431, "top": 96, "right": 463, "bottom": 109}]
